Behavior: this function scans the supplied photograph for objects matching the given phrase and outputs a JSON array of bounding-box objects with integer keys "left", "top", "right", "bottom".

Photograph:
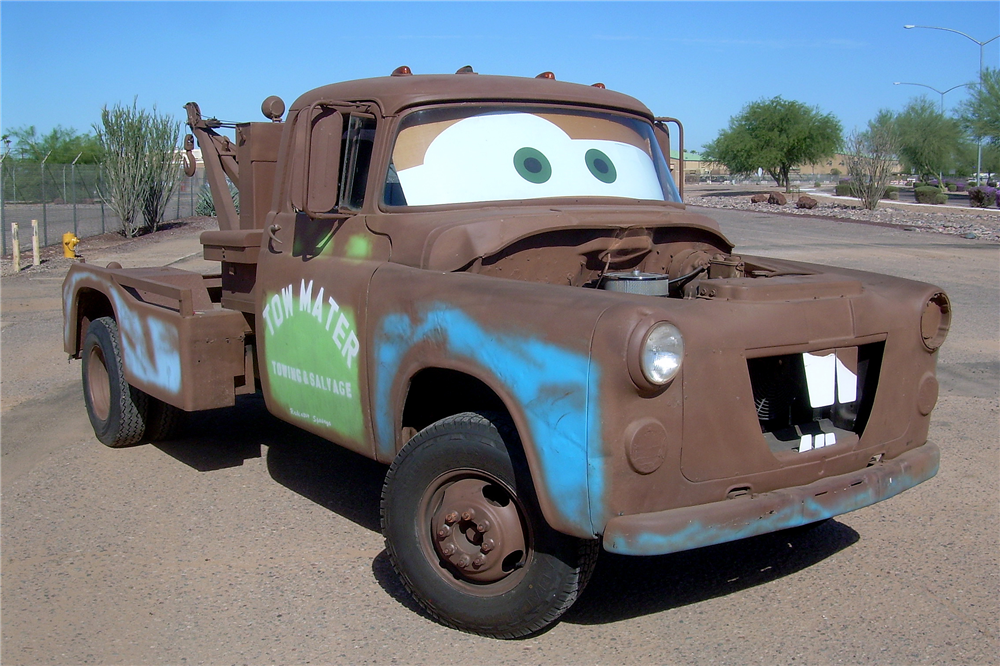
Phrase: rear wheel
[
  {"left": 380, "top": 412, "right": 598, "bottom": 638},
  {"left": 81, "top": 317, "right": 149, "bottom": 447},
  {"left": 145, "top": 397, "right": 186, "bottom": 442}
]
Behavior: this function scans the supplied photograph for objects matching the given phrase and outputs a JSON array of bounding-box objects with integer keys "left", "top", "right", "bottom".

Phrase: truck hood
[{"left": 366, "top": 203, "right": 734, "bottom": 272}]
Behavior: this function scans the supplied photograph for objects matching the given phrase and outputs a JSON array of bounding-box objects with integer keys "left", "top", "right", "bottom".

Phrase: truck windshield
[{"left": 383, "top": 107, "right": 681, "bottom": 207}]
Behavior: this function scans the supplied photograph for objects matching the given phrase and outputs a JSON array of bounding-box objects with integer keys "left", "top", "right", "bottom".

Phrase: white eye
[{"left": 640, "top": 323, "right": 684, "bottom": 386}]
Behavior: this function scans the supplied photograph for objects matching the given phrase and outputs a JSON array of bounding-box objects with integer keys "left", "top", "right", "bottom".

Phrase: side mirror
[{"left": 290, "top": 103, "right": 344, "bottom": 216}]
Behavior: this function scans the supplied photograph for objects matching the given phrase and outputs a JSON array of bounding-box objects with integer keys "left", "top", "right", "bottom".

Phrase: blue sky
[{"left": 2, "top": 1, "right": 998, "bottom": 152}]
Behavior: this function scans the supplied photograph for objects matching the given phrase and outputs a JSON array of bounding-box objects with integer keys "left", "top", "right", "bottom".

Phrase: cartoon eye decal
[
  {"left": 585, "top": 149, "right": 617, "bottom": 184},
  {"left": 513, "top": 147, "right": 552, "bottom": 184}
]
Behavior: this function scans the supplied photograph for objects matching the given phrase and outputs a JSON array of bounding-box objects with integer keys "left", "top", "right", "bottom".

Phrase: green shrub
[
  {"left": 814, "top": 181, "right": 822, "bottom": 188},
  {"left": 195, "top": 181, "right": 239, "bottom": 217},
  {"left": 915, "top": 186, "right": 947, "bottom": 204},
  {"left": 835, "top": 181, "right": 854, "bottom": 196},
  {"left": 96, "top": 100, "right": 182, "bottom": 237}
]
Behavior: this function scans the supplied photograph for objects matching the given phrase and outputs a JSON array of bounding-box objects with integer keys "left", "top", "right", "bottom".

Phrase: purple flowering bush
[{"left": 968, "top": 186, "right": 998, "bottom": 208}]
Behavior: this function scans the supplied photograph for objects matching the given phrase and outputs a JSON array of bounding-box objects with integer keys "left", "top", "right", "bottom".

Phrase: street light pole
[
  {"left": 894, "top": 81, "right": 971, "bottom": 113},
  {"left": 904, "top": 25, "right": 1000, "bottom": 185}
]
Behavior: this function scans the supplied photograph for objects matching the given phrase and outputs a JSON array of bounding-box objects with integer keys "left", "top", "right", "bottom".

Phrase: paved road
[{"left": 2, "top": 211, "right": 997, "bottom": 665}]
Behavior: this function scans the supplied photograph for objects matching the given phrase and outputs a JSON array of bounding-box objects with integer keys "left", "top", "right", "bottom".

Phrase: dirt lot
[{"left": 1, "top": 210, "right": 997, "bottom": 665}]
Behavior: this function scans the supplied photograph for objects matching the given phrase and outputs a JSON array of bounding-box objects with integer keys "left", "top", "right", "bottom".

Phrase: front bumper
[{"left": 602, "top": 442, "right": 939, "bottom": 555}]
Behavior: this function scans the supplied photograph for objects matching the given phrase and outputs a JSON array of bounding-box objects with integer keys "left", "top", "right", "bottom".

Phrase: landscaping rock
[
  {"left": 768, "top": 192, "right": 787, "bottom": 205},
  {"left": 796, "top": 195, "right": 818, "bottom": 209},
  {"left": 750, "top": 193, "right": 769, "bottom": 203},
  {"left": 686, "top": 192, "right": 1000, "bottom": 243}
]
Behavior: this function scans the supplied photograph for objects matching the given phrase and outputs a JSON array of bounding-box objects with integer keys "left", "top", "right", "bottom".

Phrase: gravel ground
[{"left": 686, "top": 188, "right": 1000, "bottom": 244}]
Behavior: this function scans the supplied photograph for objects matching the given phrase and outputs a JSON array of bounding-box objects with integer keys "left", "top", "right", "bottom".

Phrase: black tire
[
  {"left": 81, "top": 316, "right": 149, "bottom": 447},
  {"left": 380, "top": 412, "right": 599, "bottom": 638}
]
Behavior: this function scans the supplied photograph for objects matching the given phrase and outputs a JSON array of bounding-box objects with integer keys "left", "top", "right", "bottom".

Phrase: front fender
[{"left": 368, "top": 264, "right": 613, "bottom": 538}]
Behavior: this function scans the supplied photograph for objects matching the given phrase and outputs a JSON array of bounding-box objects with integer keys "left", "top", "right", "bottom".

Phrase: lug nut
[
  {"left": 444, "top": 512, "right": 459, "bottom": 524},
  {"left": 476, "top": 520, "right": 490, "bottom": 533},
  {"left": 462, "top": 508, "right": 476, "bottom": 521},
  {"left": 441, "top": 544, "right": 455, "bottom": 556},
  {"left": 437, "top": 524, "right": 451, "bottom": 538},
  {"left": 472, "top": 556, "right": 486, "bottom": 567},
  {"left": 456, "top": 555, "right": 471, "bottom": 569},
  {"left": 481, "top": 539, "right": 495, "bottom": 553}
]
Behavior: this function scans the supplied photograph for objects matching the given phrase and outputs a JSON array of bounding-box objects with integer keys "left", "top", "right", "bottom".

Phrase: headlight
[
  {"left": 920, "top": 292, "right": 950, "bottom": 352},
  {"left": 628, "top": 321, "right": 684, "bottom": 391}
]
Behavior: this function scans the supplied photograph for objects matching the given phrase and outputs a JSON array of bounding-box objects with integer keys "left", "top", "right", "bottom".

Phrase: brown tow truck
[{"left": 63, "top": 67, "right": 950, "bottom": 637}]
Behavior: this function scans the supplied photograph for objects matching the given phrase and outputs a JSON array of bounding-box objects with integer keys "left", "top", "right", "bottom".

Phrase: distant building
[
  {"left": 674, "top": 152, "right": 901, "bottom": 183},
  {"left": 669, "top": 150, "right": 728, "bottom": 184}
]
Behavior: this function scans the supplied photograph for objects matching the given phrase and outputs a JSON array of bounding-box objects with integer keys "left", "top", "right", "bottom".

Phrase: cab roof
[{"left": 289, "top": 72, "right": 655, "bottom": 119}]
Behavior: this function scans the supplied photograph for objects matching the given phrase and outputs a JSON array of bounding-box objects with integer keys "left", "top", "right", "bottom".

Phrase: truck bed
[{"left": 63, "top": 262, "right": 255, "bottom": 411}]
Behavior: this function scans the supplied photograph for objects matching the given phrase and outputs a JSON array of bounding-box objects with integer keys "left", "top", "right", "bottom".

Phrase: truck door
[{"left": 255, "top": 107, "right": 389, "bottom": 456}]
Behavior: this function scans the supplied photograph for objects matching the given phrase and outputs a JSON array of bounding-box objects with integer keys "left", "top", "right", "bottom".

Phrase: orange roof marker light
[
  {"left": 456, "top": 65, "right": 477, "bottom": 74},
  {"left": 592, "top": 82, "right": 606, "bottom": 89},
  {"left": 536, "top": 71, "right": 556, "bottom": 80},
  {"left": 391, "top": 65, "right": 413, "bottom": 77}
]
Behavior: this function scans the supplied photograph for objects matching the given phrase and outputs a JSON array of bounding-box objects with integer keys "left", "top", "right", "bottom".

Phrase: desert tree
[
  {"left": 894, "top": 97, "right": 964, "bottom": 184},
  {"left": 3, "top": 125, "right": 103, "bottom": 164},
  {"left": 959, "top": 67, "right": 1000, "bottom": 147},
  {"left": 844, "top": 111, "right": 900, "bottom": 210},
  {"left": 95, "top": 100, "right": 182, "bottom": 237},
  {"left": 703, "top": 96, "right": 842, "bottom": 192}
]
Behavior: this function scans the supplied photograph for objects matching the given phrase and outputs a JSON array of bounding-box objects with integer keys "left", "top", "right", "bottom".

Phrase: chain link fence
[{"left": 0, "top": 161, "right": 207, "bottom": 256}]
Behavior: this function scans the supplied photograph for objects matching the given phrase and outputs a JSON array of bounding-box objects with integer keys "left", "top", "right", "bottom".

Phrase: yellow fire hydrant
[{"left": 62, "top": 232, "right": 81, "bottom": 258}]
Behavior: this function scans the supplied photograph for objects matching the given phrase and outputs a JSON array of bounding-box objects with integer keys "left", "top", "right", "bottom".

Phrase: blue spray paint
[
  {"left": 375, "top": 304, "right": 602, "bottom": 534},
  {"left": 604, "top": 448, "right": 939, "bottom": 556},
  {"left": 63, "top": 271, "right": 182, "bottom": 395},
  {"left": 109, "top": 288, "right": 182, "bottom": 394}
]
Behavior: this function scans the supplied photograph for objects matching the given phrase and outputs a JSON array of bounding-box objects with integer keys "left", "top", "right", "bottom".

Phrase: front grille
[{"left": 748, "top": 343, "right": 883, "bottom": 454}]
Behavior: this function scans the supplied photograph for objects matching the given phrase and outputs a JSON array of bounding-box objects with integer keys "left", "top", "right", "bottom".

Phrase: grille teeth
[{"left": 747, "top": 343, "right": 883, "bottom": 453}]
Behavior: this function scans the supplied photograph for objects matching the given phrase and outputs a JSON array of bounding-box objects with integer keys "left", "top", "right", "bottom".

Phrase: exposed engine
[{"left": 599, "top": 250, "right": 745, "bottom": 298}]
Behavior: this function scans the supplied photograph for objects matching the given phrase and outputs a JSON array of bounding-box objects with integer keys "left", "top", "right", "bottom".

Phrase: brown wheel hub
[
  {"left": 429, "top": 476, "right": 526, "bottom": 584},
  {"left": 87, "top": 345, "right": 111, "bottom": 422}
]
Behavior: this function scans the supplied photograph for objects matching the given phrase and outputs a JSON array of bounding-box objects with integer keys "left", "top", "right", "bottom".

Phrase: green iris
[
  {"left": 513, "top": 147, "right": 552, "bottom": 184},
  {"left": 585, "top": 149, "right": 616, "bottom": 183}
]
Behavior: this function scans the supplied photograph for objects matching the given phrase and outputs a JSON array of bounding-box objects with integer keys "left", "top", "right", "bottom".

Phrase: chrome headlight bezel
[{"left": 628, "top": 320, "right": 684, "bottom": 392}]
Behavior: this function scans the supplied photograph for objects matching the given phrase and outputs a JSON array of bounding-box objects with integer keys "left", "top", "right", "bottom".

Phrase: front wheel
[
  {"left": 81, "top": 316, "right": 149, "bottom": 447},
  {"left": 380, "top": 412, "right": 598, "bottom": 638}
]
